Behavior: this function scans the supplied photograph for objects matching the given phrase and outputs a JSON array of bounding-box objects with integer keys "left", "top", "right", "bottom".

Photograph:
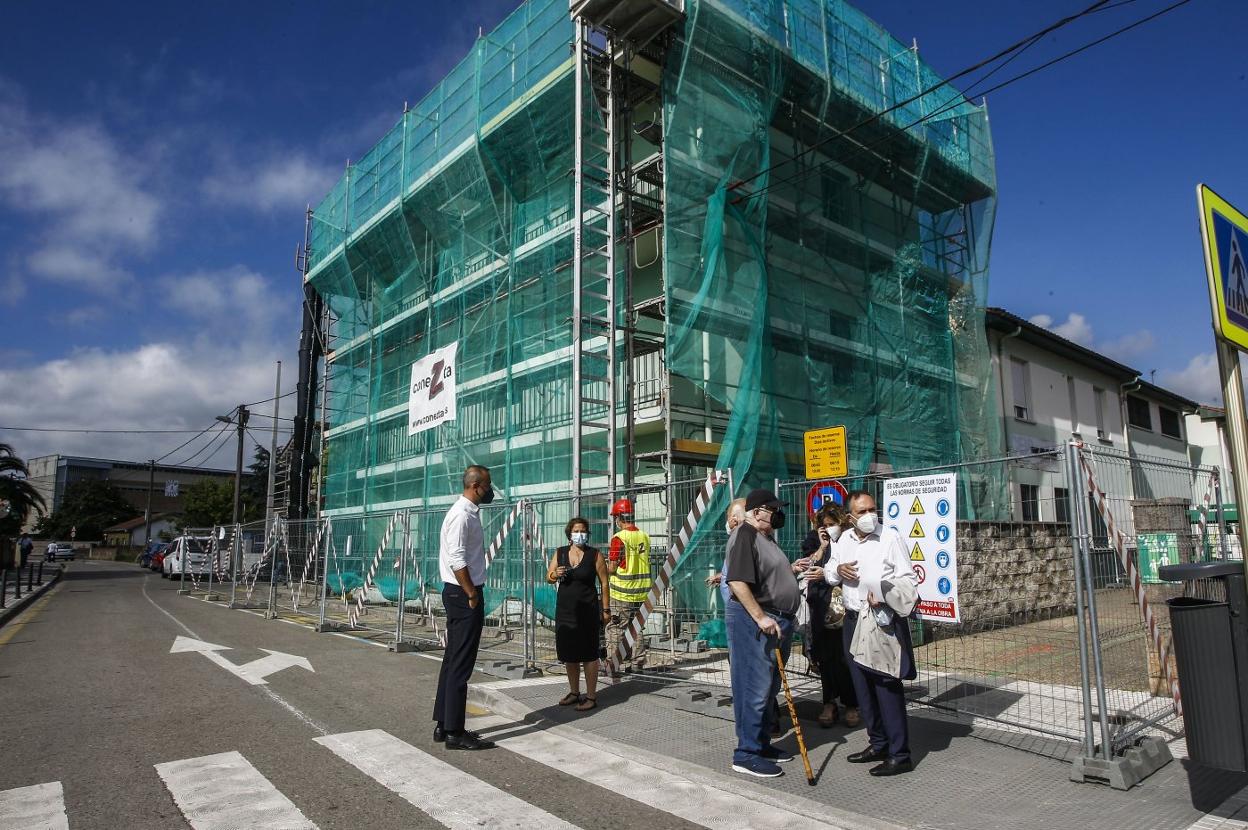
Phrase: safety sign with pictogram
[
  {"left": 806, "top": 479, "right": 848, "bottom": 521},
  {"left": 884, "top": 472, "right": 959, "bottom": 623}
]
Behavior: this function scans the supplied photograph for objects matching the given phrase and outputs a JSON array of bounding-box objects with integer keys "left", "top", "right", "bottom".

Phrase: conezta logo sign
[{"left": 408, "top": 343, "right": 458, "bottom": 436}]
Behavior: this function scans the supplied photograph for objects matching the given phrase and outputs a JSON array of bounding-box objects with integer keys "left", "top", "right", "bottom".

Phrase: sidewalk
[{"left": 469, "top": 673, "right": 1248, "bottom": 830}]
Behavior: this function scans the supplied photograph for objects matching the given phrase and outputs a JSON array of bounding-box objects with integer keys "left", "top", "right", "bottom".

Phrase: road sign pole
[{"left": 1216, "top": 341, "right": 1248, "bottom": 570}]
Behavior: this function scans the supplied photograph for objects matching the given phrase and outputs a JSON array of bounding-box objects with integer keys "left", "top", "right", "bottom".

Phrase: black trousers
[
  {"left": 812, "top": 624, "right": 858, "bottom": 707},
  {"left": 843, "top": 612, "right": 910, "bottom": 761},
  {"left": 432, "top": 583, "right": 485, "bottom": 733}
]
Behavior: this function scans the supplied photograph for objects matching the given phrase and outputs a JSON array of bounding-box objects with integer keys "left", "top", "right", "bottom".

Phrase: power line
[
  {"left": 244, "top": 389, "right": 297, "bottom": 408},
  {"left": 0, "top": 426, "right": 213, "bottom": 434},
  {"left": 155, "top": 415, "right": 234, "bottom": 464},
  {"left": 176, "top": 421, "right": 235, "bottom": 467},
  {"left": 731, "top": 0, "right": 1194, "bottom": 207},
  {"left": 727, "top": 0, "right": 1115, "bottom": 197}
]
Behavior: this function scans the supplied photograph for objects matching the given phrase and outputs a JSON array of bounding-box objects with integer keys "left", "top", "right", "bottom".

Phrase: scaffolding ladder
[{"left": 571, "top": 0, "right": 684, "bottom": 507}]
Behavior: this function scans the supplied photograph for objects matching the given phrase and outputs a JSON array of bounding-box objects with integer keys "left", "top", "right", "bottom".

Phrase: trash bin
[{"left": 1158, "top": 561, "right": 1248, "bottom": 771}]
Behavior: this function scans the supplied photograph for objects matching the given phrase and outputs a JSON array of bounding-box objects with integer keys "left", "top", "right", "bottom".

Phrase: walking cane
[{"left": 775, "top": 647, "right": 815, "bottom": 785}]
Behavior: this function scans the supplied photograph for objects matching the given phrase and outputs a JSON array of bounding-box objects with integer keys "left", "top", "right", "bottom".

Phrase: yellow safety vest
[{"left": 609, "top": 526, "right": 651, "bottom": 603}]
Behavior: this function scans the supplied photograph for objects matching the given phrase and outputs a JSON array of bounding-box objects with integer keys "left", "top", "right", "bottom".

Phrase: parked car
[
  {"left": 44, "top": 543, "right": 75, "bottom": 561},
  {"left": 162, "top": 536, "right": 212, "bottom": 579},
  {"left": 138, "top": 541, "right": 168, "bottom": 568},
  {"left": 149, "top": 547, "right": 168, "bottom": 572}
]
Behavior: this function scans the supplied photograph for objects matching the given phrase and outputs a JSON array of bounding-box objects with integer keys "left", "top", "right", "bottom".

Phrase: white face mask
[
  {"left": 571, "top": 531, "right": 589, "bottom": 546},
  {"left": 725, "top": 522, "right": 734, "bottom": 535},
  {"left": 824, "top": 525, "right": 842, "bottom": 543},
  {"left": 855, "top": 512, "right": 878, "bottom": 536}
]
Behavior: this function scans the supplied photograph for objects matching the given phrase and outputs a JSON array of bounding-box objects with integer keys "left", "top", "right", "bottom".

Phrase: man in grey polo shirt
[{"left": 725, "top": 488, "right": 800, "bottom": 778}]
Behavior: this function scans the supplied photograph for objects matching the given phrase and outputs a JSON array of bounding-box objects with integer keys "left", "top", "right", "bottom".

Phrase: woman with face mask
[
  {"left": 800, "top": 502, "right": 860, "bottom": 728},
  {"left": 547, "top": 517, "right": 611, "bottom": 711}
]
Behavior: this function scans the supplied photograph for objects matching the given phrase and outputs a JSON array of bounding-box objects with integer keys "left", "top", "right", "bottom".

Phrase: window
[
  {"left": 1093, "top": 387, "right": 1108, "bottom": 440},
  {"left": 1159, "top": 406, "right": 1183, "bottom": 439},
  {"left": 1067, "top": 376, "right": 1079, "bottom": 433},
  {"left": 1011, "top": 358, "right": 1031, "bottom": 421},
  {"left": 1054, "top": 487, "right": 1070, "bottom": 524},
  {"left": 1020, "top": 484, "right": 1040, "bottom": 522},
  {"left": 1126, "top": 395, "right": 1152, "bottom": 430}
]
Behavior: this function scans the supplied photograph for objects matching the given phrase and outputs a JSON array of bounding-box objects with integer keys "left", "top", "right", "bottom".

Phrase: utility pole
[
  {"left": 143, "top": 459, "right": 155, "bottom": 546},
  {"left": 264, "top": 362, "right": 282, "bottom": 535},
  {"left": 230, "top": 406, "right": 250, "bottom": 525}
]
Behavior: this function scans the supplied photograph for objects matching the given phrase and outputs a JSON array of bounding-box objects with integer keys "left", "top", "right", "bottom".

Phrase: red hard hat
[{"left": 610, "top": 498, "right": 634, "bottom": 517}]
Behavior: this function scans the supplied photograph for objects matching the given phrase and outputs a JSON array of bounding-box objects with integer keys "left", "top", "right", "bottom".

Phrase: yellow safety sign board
[
  {"left": 909, "top": 519, "right": 925, "bottom": 539},
  {"left": 803, "top": 425, "right": 848, "bottom": 479},
  {"left": 910, "top": 542, "right": 924, "bottom": 562},
  {"left": 1198, "top": 184, "right": 1248, "bottom": 352},
  {"left": 909, "top": 496, "right": 924, "bottom": 515}
]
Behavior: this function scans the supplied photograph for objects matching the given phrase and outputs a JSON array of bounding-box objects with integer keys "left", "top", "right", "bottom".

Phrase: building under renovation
[{"left": 302, "top": 0, "right": 998, "bottom": 522}]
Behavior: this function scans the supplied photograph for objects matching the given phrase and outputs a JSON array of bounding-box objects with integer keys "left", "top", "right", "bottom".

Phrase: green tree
[
  {"left": 0, "top": 442, "right": 47, "bottom": 540},
  {"left": 242, "top": 444, "right": 269, "bottom": 523},
  {"left": 36, "top": 479, "right": 136, "bottom": 541},
  {"left": 179, "top": 479, "right": 235, "bottom": 528}
]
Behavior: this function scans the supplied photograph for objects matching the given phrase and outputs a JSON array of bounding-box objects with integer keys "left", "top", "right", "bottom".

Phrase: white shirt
[
  {"left": 439, "top": 495, "right": 486, "bottom": 586},
  {"left": 824, "top": 526, "right": 913, "bottom": 613}
]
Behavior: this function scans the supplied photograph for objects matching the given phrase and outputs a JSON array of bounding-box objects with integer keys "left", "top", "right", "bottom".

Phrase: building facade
[
  {"left": 24, "top": 455, "right": 238, "bottom": 534},
  {"left": 306, "top": 0, "right": 999, "bottom": 529}
]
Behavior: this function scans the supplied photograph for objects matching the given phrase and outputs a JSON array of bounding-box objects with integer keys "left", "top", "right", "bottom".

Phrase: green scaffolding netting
[{"left": 306, "top": 0, "right": 1000, "bottom": 620}]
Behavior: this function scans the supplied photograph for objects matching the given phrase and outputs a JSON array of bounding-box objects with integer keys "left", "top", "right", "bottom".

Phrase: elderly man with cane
[{"left": 724, "top": 488, "right": 802, "bottom": 778}]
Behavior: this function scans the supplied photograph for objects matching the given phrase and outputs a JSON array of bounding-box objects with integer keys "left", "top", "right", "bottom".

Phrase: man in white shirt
[
  {"left": 431, "top": 465, "right": 496, "bottom": 751},
  {"left": 826, "top": 489, "right": 917, "bottom": 776}
]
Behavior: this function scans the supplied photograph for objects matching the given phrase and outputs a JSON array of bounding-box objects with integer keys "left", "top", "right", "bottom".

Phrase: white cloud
[
  {"left": 1029, "top": 313, "right": 1053, "bottom": 329},
  {"left": 1100, "top": 329, "right": 1156, "bottom": 361},
  {"left": 160, "top": 266, "right": 282, "bottom": 329},
  {"left": 1050, "top": 312, "right": 1094, "bottom": 346},
  {"left": 202, "top": 152, "right": 337, "bottom": 213},
  {"left": 0, "top": 338, "right": 293, "bottom": 466},
  {"left": 1158, "top": 353, "right": 1222, "bottom": 405},
  {"left": 0, "top": 81, "right": 162, "bottom": 293}
]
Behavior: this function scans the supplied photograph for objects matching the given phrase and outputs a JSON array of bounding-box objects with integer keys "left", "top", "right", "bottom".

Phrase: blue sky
[{"left": 0, "top": 0, "right": 1243, "bottom": 467}]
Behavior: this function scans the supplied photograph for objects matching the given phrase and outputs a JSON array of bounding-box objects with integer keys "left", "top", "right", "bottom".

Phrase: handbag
[{"left": 823, "top": 585, "right": 846, "bottom": 629}]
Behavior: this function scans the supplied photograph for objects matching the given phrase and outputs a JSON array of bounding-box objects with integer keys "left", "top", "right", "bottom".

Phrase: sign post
[
  {"left": 883, "top": 473, "right": 959, "bottom": 623},
  {"left": 1197, "top": 184, "right": 1248, "bottom": 569}
]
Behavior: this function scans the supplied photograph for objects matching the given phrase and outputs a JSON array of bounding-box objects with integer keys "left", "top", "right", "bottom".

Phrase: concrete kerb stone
[
  {"left": 0, "top": 563, "right": 64, "bottom": 630},
  {"left": 467, "top": 679, "right": 906, "bottom": 830}
]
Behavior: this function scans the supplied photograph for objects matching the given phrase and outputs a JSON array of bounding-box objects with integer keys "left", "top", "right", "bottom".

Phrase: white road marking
[
  {"left": 169, "top": 635, "right": 314, "bottom": 686},
  {"left": 316, "top": 729, "right": 581, "bottom": 830},
  {"left": 0, "top": 781, "right": 69, "bottom": 830},
  {"left": 155, "top": 751, "right": 317, "bottom": 830},
  {"left": 143, "top": 576, "right": 329, "bottom": 735},
  {"left": 469, "top": 715, "right": 833, "bottom": 830}
]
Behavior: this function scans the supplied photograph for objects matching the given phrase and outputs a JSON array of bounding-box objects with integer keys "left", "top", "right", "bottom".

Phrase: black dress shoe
[
  {"left": 445, "top": 732, "right": 495, "bottom": 751},
  {"left": 869, "top": 758, "right": 913, "bottom": 777},
  {"left": 847, "top": 747, "right": 888, "bottom": 764},
  {"left": 433, "top": 725, "right": 446, "bottom": 743}
]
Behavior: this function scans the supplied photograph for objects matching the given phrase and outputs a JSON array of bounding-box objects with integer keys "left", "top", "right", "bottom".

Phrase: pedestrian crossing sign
[{"left": 1198, "top": 184, "right": 1248, "bottom": 351}]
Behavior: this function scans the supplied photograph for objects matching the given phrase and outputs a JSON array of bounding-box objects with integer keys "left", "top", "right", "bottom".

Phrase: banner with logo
[
  {"left": 882, "top": 472, "right": 959, "bottom": 623},
  {"left": 407, "top": 342, "right": 458, "bottom": 436}
]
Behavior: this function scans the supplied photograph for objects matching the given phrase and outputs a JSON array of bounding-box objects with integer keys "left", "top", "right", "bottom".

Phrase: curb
[
  {"left": 467, "top": 680, "right": 905, "bottom": 830},
  {"left": 0, "top": 564, "right": 65, "bottom": 630}
]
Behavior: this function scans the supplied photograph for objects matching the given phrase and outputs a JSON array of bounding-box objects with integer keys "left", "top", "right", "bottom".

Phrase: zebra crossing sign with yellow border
[{"left": 1198, "top": 184, "right": 1248, "bottom": 352}]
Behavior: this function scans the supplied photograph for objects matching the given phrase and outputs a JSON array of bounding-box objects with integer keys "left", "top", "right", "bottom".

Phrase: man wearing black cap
[{"left": 725, "top": 488, "right": 800, "bottom": 778}]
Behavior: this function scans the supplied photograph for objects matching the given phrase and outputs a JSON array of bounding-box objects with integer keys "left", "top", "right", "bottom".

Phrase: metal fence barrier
[{"left": 181, "top": 445, "right": 1221, "bottom": 777}]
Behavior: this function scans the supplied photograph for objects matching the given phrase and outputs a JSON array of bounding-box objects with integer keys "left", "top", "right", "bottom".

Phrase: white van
[{"left": 162, "top": 536, "right": 212, "bottom": 579}]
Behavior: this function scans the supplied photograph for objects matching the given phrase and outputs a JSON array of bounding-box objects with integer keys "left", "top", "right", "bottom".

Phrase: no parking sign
[{"left": 806, "top": 479, "right": 848, "bottom": 520}]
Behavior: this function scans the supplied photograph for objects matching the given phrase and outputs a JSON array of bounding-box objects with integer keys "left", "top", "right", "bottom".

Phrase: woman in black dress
[
  {"left": 546, "top": 517, "right": 610, "bottom": 711},
  {"left": 802, "top": 502, "right": 860, "bottom": 728}
]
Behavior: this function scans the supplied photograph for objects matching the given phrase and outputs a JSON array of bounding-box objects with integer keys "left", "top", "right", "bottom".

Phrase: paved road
[{"left": 0, "top": 561, "right": 848, "bottom": 830}]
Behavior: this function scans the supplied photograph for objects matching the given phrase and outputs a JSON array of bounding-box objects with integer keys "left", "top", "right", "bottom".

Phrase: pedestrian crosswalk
[{"left": 0, "top": 723, "right": 839, "bottom": 830}]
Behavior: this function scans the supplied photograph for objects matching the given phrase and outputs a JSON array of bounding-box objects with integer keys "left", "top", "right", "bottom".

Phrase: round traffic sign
[
  {"left": 806, "top": 480, "right": 848, "bottom": 519},
  {"left": 913, "top": 564, "right": 926, "bottom": 584},
  {"left": 935, "top": 550, "right": 950, "bottom": 570}
]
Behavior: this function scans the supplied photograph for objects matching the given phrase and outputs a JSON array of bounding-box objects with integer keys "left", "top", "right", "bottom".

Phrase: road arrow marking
[{"left": 170, "top": 636, "right": 315, "bottom": 686}]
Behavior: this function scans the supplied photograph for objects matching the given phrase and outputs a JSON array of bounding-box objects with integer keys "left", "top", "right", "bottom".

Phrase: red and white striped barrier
[
  {"left": 349, "top": 511, "right": 403, "bottom": 627},
  {"left": 1078, "top": 451, "right": 1181, "bottom": 714},
  {"left": 484, "top": 500, "right": 526, "bottom": 571},
  {"left": 293, "top": 518, "right": 330, "bottom": 610},
  {"left": 609, "top": 471, "right": 727, "bottom": 674},
  {"left": 1196, "top": 472, "right": 1217, "bottom": 554}
]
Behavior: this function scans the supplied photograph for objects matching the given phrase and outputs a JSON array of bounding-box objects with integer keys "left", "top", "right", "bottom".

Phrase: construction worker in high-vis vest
[{"left": 606, "top": 497, "right": 651, "bottom": 675}]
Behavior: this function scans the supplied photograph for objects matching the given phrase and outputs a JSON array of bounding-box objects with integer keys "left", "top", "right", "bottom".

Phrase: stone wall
[{"left": 952, "top": 521, "right": 1076, "bottom": 628}]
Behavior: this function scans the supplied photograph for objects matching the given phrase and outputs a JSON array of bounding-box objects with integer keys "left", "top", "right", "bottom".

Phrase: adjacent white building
[{"left": 985, "top": 308, "right": 1202, "bottom": 525}]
